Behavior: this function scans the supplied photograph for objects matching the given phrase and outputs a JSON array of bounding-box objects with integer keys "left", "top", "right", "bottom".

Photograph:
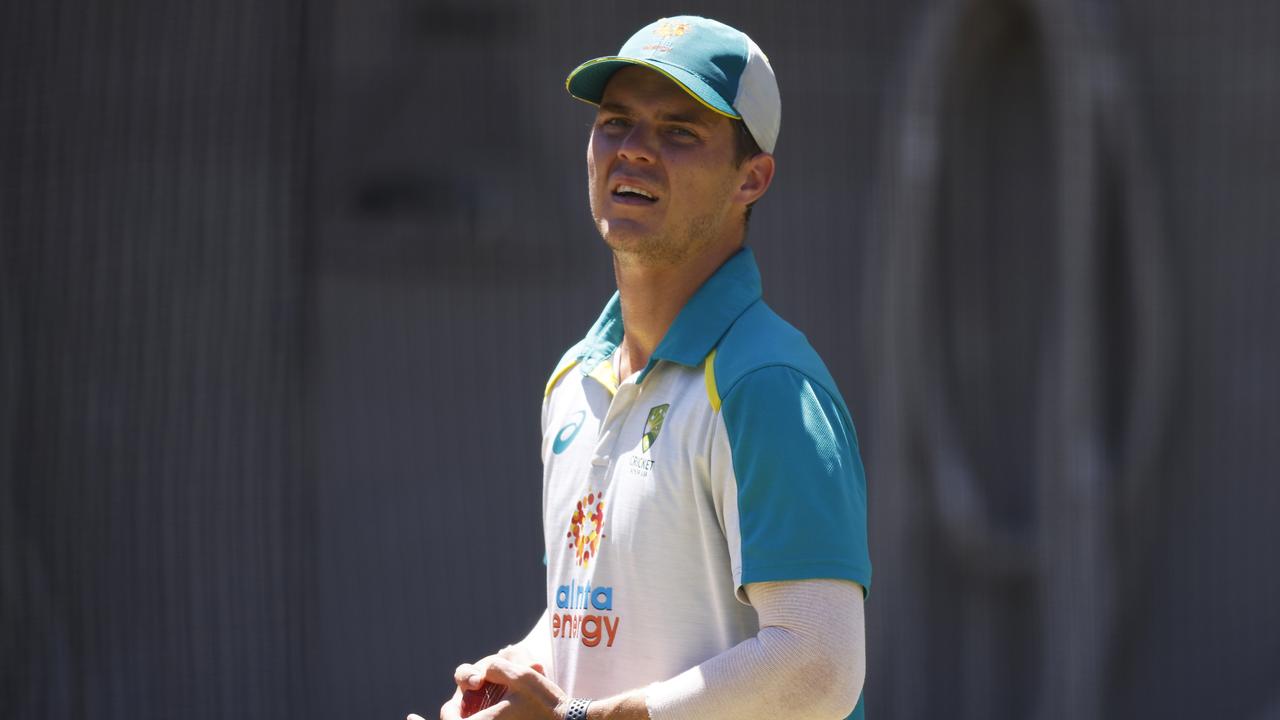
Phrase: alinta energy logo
[
  {"left": 566, "top": 490, "right": 606, "bottom": 567},
  {"left": 555, "top": 488, "right": 620, "bottom": 648}
]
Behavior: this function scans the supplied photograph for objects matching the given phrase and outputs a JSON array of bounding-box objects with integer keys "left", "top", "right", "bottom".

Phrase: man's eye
[
  {"left": 600, "top": 117, "right": 630, "bottom": 129},
  {"left": 668, "top": 127, "right": 698, "bottom": 140}
]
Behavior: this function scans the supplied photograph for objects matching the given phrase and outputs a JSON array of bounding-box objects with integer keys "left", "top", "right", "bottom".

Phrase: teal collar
[{"left": 577, "top": 248, "right": 763, "bottom": 381}]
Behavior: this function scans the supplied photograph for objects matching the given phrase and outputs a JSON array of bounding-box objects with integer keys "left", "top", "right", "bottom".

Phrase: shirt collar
[{"left": 576, "top": 247, "right": 763, "bottom": 380}]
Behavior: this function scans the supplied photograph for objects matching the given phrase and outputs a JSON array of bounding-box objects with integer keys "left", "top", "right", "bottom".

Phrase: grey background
[{"left": 2, "top": 0, "right": 1278, "bottom": 718}]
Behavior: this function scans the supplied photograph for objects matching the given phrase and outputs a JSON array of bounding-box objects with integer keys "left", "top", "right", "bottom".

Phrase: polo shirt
[{"left": 540, "top": 247, "right": 871, "bottom": 718}]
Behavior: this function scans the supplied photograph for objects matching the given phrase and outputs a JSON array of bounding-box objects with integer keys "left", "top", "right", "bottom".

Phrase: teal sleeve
[{"left": 720, "top": 366, "right": 872, "bottom": 595}]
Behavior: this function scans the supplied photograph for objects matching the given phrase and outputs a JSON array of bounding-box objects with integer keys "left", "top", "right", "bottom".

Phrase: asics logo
[{"left": 553, "top": 411, "right": 587, "bottom": 454}]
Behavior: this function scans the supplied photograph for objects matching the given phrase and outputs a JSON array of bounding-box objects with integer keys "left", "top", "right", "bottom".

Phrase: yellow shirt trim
[
  {"left": 544, "top": 359, "right": 580, "bottom": 398},
  {"left": 588, "top": 357, "right": 620, "bottom": 396},
  {"left": 704, "top": 348, "right": 721, "bottom": 412}
]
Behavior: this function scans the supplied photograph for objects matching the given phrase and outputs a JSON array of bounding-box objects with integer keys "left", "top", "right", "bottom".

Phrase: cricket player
[{"left": 422, "top": 15, "right": 871, "bottom": 720}]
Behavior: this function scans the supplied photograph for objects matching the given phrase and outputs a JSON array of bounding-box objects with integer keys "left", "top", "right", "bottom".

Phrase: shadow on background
[{"left": 2, "top": 1, "right": 1278, "bottom": 718}]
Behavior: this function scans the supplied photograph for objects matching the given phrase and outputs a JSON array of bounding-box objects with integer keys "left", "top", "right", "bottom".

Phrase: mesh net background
[{"left": 2, "top": 1, "right": 1278, "bottom": 718}]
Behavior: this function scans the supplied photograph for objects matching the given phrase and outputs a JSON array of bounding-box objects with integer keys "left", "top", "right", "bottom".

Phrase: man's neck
[{"left": 612, "top": 240, "right": 741, "bottom": 380}]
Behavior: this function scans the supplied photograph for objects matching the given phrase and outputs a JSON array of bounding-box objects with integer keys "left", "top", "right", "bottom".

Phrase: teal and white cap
[{"left": 565, "top": 16, "right": 781, "bottom": 154}]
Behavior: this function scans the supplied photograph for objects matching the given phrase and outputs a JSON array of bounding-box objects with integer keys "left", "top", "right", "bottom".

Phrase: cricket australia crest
[{"left": 641, "top": 404, "right": 670, "bottom": 452}]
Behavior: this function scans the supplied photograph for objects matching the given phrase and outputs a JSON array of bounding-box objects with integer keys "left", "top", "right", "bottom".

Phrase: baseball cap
[{"left": 565, "top": 16, "right": 781, "bottom": 154}]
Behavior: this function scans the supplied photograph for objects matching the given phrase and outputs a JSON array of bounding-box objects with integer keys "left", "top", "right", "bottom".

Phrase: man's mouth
[{"left": 611, "top": 183, "right": 659, "bottom": 204}]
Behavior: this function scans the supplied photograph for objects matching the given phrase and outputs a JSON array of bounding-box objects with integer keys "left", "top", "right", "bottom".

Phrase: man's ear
[{"left": 735, "top": 152, "right": 776, "bottom": 207}]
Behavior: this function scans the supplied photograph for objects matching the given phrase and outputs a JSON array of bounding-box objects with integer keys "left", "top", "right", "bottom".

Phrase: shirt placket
[{"left": 590, "top": 376, "right": 644, "bottom": 485}]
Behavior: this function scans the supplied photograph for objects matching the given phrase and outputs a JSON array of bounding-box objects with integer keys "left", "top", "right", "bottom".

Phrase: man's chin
[
  {"left": 603, "top": 234, "right": 691, "bottom": 268},
  {"left": 599, "top": 222, "right": 656, "bottom": 251}
]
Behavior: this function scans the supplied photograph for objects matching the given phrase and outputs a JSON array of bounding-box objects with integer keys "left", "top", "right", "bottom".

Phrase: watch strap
[{"left": 564, "top": 697, "right": 592, "bottom": 720}]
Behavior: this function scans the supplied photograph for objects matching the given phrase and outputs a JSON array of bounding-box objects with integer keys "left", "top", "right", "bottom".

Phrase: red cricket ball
[{"left": 460, "top": 681, "right": 507, "bottom": 718}]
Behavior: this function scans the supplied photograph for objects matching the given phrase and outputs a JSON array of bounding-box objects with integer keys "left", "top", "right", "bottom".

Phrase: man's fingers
[
  {"left": 453, "top": 660, "right": 489, "bottom": 689},
  {"left": 480, "top": 657, "right": 556, "bottom": 695},
  {"left": 438, "top": 692, "right": 462, "bottom": 720},
  {"left": 438, "top": 683, "right": 464, "bottom": 720}
]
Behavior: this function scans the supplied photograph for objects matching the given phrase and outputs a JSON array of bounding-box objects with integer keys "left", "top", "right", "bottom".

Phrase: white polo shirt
[{"left": 540, "top": 248, "right": 871, "bottom": 718}]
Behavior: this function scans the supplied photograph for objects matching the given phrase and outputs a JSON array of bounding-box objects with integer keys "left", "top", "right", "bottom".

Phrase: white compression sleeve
[{"left": 644, "top": 578, "right": 866, "bottom": 720}]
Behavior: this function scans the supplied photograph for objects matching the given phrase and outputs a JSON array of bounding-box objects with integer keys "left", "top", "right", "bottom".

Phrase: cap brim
[{"left": 565, "top": 57, "right": 741, "bottom": 120}]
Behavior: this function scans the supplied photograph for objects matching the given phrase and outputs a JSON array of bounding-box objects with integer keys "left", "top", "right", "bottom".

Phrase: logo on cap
[
  {"left": 654, "top": 20, "right": 690, "bottom": 38},
  {"left": 644, "top": 19, "right": 690, "bottom": 53}
]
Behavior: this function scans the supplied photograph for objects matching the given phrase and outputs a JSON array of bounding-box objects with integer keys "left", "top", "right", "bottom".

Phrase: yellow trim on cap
[
  {"left": 544, "top": 359, "right": 581, "bottom": 398},
  {"left": 565, "top": 56, "right": 742, "bottom": 120},
  {"left": 704, "top": 348, "right": 721, "bottom": 412}
]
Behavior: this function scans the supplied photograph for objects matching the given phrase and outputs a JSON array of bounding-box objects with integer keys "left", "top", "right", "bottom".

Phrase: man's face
[{"left": 587, "top": 66, "right": 747, "bottom": 266}]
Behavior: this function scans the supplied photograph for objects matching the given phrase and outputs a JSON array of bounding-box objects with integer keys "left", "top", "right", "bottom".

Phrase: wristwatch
[{"left": 564, "top": 697, "right": 592, "bottom": 720}]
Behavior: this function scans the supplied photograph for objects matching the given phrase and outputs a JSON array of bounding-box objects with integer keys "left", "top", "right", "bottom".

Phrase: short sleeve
[{"left": 718, "top": 366, "right": 871, "bottom": 597}]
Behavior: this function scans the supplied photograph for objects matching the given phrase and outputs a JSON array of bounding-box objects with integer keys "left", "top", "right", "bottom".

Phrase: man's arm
[
  {"left": 465, "top": 578, "right": 865, "bottom": 720},
  {"left": 595, "top": 579, "right": 864, "bottom": 720}
]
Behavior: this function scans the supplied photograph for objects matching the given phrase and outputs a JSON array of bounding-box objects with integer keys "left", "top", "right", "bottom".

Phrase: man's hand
[
  {"left": 409, "top": 645, "right": 563, "bottom": 720},
  {"left": 446, "top": 656, "right": 567, "bottom": 719},
  {"left": 453, "top": 643, "right": 547, "bottom": 693}
]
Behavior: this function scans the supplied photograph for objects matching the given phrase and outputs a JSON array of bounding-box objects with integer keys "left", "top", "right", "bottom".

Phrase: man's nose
[{"left": 617, "top": 125, "right": 656, "bottom": 163}]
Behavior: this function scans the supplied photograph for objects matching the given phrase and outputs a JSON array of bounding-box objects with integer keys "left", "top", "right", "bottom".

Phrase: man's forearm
[
  {"left": 583, "top": 691, "right": 649, "bottom": 720},
  {"left": 571, "top": 579, "right": 865, "bottom": 720}
]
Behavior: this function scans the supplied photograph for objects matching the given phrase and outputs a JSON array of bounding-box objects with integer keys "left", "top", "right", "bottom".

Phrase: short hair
[
  {"left": 731, "top": 119, "right": 763, "bottom": 225},
  {"left": 732, "top": 119, "right": 762, "bottom": 166}
]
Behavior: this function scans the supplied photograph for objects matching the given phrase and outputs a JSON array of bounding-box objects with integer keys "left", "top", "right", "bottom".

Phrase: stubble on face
[{"left": 589, "top": 168, "right": 737, "bottom": 268}]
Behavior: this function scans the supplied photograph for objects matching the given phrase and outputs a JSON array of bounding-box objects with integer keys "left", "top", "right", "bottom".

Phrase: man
[{"left": 423, "top": 16, "right": 871, "bottom": 720}]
